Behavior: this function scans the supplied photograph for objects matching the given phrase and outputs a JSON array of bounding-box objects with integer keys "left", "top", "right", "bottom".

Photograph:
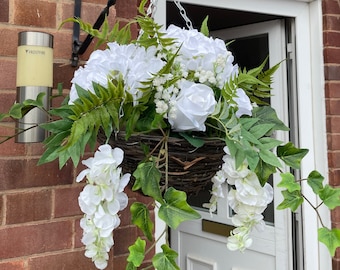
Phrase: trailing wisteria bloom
[{"left": 76, "top": 145, "right": 130, "bottom": 269}]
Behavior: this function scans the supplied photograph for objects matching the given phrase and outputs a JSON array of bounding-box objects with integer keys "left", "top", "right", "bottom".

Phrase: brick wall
[
  {"left": 323, "top": 0, "right": 340, "bottom": 269},
  {"left": 0, "top": 0, "right": 153, "bottom": 269}
]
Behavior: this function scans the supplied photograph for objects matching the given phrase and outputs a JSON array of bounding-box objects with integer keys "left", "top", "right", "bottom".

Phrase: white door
[{"left": 170, "top": 20, "right": 295, "bottom": 270}]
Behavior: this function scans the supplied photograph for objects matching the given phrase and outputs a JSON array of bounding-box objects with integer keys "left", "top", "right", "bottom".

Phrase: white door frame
[{"left": 154, "top": 1, "right": 330, "bottom": 269}]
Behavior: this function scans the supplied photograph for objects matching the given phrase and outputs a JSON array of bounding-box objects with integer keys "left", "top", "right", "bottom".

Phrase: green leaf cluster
[
  {"left": 39, "top": 77, "right": 127, "bottom": 167},
  {"left": 277, "top": 170, "right": 340, "bottom": 256},
  {"left": 60, "top": 16, "right": 132, "bottom": 47},
  {"left": 127, "top": 137, "right": 200, "bottom": 269}
]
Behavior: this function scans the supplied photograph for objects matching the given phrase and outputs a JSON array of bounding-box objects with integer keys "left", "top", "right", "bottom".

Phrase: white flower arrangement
[{"left": 1, "top": 1, "right": 339, "bottom": 269}]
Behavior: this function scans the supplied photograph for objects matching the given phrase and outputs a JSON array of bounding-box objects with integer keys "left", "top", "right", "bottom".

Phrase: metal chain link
[
  {"left": 174, "top": 0, "right": 193, "bottom": 30},
  {"left": 147, "top": 0, "right": 158, "bottom": 18}
]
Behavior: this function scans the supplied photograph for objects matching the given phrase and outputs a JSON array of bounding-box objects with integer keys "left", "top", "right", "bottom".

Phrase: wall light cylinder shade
[{"left": 16, "top": 31, "right": 53, "bottom": 143}]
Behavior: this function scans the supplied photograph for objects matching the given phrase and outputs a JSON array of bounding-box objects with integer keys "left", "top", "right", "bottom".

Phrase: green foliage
[
  {"left": 277, "top": 142, "right": 309, "bottom": 169},
  {"left": 152, "top": 245, "right": 179, "bottom": 270},
  {"left": 127, "top": 238, "right": 146, "bottom": 268},
  {"left": 318, "top": 228, "right": 340, "bottom": 257},
  {"left": 277, "top": 173, "right": 301, "bottom": 192},
  {"left": 200, "top": 16, "right": 209, "bottom": 37},
  {"left": 307, "top": 170, "right": 324, "bottom": 194},
  {"left": 131, "top": 202, "right": 154, "bottom": 241},
  {"left": 277, "top": 190, "right": 303, "bottom": 212},
  {"left": 60, "top": 17, "right": 132, "bottom": 47},
  {"left": 39, "top": 76, "right": 127, "bottom": 167},
  {"left": 158, "top": 188, "right": 201, "bottom": 229},
  {"left": 132, "top": 160, "right": 163, "bottom": 203},
  {"left": 319, "top": 185, "right": 340, "bottom": 210}
]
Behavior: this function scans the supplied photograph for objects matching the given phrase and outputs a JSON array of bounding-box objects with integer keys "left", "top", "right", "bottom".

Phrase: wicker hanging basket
[{"left": 98, "top": 132, "right": 225, "bottom": 195}]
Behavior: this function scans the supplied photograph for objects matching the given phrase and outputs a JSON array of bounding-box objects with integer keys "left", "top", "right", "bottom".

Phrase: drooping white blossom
[
  {"left": 77, "top": 144, "right": 130, "bottom": 269},
  {"left": 205, "top": 147, "right": 273, "bottom": 252}
]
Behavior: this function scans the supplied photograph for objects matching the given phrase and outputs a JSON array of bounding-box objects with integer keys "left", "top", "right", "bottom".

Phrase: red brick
[
  {"left": 0, "top": 0, "right": 9, "bottom": 23},
  {"left": 113, "top": 226, "right": 138, "bottom": 256},
  {"left": 329, "top": 169, "right": 340, "bottom": 186},
  {"left": 324, "top": 31, "right": 340, "bottom": 48},
  {"left": 13, "top": 0, "right": 56, "bottom": 28},
  {"left": 327, "top": 116, "right": 340, "bottom": 133},
  {"left": 112, "top": 254, "right": 130, "bottom": 270},
  {"left": 0, "top": 195, "right": 3, "bottom": 225},
  {"left": 322, "top": 0, "right": 340, "bottom": 15},
  {"left": 328, "top": 151, "right": 340, "bottom": 167},
  {"left": 325, "top": 65, "right": 340, "bottom": 81},
  {"left": 74, "top": 218, "right": 84, "bottom": 248},
  {"left": 333, "top": 258, "right": 340, "bottom": 270},
  {"left": 52, "top": 31, "right": 73, "bottom": 60},
  {"left": 6, "top": 189, "right": 52, "bottom": 224},
  {"left": 325, "top": 81, "right": 340, "bottom": 98},
  {"left": 53, "top": 62, "right": 75, "bottom": 90},
  {"left": 0, "top": 136, "right": 26, "bottom": 157},
  {"left": 0, "top": 260, "right": 26, "bottom": 270},
  {"left": 116, "top": 0, "right": 138, "bottom": 19},
  {"left": 54, "top": 185, "right": 83, "bottom": 217},
  {"left": 0, "top": 221, "right": 73, "bottom": 259},
  {"left": 331, "top": 208, "right": 340, "bottom": 223},
  {"left": 328, "top": 134, "right": 340, "bottom": 150},
  {"left": 324, "top": 48, "right": 340, "bottom": 64},
  {"left": 0, "top": 58, "right": 16, "bottom": 90},
  {"left": 326, "top": 99, "right": 340, "bottom": 115},
  {"left": 323, "top": 15, "right": 340, "bottom": 31},
  {"left": 0, "top": 158, "right": 74, "bottom": 190},
  {"left": 0, "top": 28, "right": 18, "bottom": 57},
  {"left": 0, "top": 91, "right": 16, "bottom": 118},
  {"left": 120, "top": 199, "right": 134, "bottom": 226},
  {"left": 28, "top": 250, "right": 107, "bottom": 270}
]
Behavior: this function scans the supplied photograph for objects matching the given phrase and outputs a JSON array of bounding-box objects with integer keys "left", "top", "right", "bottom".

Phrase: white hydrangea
[
  {"left": 77, "top": 144, "right": 130, "bottom": 269},
  {"left": 69, "top": 43, "right": 165, "bottom": 104},
  {"left": 165, "top": 24, "right": 238, "bottom": 88}
]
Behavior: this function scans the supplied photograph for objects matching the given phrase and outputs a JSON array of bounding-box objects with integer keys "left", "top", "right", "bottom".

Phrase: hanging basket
[{"left": 98, "top": 131, "right": 225, "bottom": 195}]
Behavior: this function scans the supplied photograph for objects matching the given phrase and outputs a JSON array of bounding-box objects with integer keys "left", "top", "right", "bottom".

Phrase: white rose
[{"left": 168, "top": 81, "right": 216, "bottom": 131}]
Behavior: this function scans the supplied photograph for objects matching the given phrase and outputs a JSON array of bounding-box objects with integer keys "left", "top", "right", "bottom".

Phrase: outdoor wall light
[{"left": 16, "top": 31, "right": 53, "bottom": 143}]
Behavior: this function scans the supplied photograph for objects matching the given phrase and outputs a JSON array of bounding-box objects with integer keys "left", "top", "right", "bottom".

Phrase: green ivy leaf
[
  {"left": 252, "top": 106, "right": 289, "bottom": 132},
  {"left": 318, "top": 227, "right": 340, "bottom": 257},
  {"left": 277, "top": 190, "right": 303, "bottom": 212},
  {"left": 152, "top": 244, "right": 179, "bottom": 270},
  {"left": 132, "top": 161, "right": 164, "bottom": 203},
  {"left": 130, "top": 202, "right": 154, "bottom": 241},
  {"left": 8, "top": 103, "right": 25, "bottom": 119},
  {"left": 254, "top": 159, "right": 276, "bottom": 186},
  {"left": 158, "top": 187, "right": 201, "bottom": 229},
  {"left": 319, "top": 185, "right": 340, "bottom": 210},
  {"left": 259, "top": 149, "right": 282, "bottom": 168},
  {"left": 258, "top": 137, "right": 283, "bottom": 150},
  {"left": 277, "top": 142, "right": 309, "bottom": 169},
  {"left": 127, "top": 237, "right": 146, "bottom": 267},
  {"left": 179, "top": 132, "right": 205, "bottom": 148},
  {"left": 307, "top": 170, "right": 324, "bottom": 195},
  {"left": 277, "top": 172, "right": 301, "bottom": 192},
  {"left": 249, "top": 123, "right": 275, "bottom": 139},
  {"left": 125, "top": 262, "right": 137, "bottom": 270}
]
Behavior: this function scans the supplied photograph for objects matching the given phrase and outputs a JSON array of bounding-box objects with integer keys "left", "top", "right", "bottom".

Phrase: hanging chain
[
  {"left": 145, "top": 0, "right": 193, "bottom": 30},
  {"left": 174, "top": 0, "right": 193, "bottom": 30},
  {"left": 147, "top": 0, "right": 158, "bottom": 18}
]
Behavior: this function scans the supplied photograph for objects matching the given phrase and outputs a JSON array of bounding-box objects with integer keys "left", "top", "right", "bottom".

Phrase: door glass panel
[{"left": 188, "top": 33, "right": 274, "bottom": 225}]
